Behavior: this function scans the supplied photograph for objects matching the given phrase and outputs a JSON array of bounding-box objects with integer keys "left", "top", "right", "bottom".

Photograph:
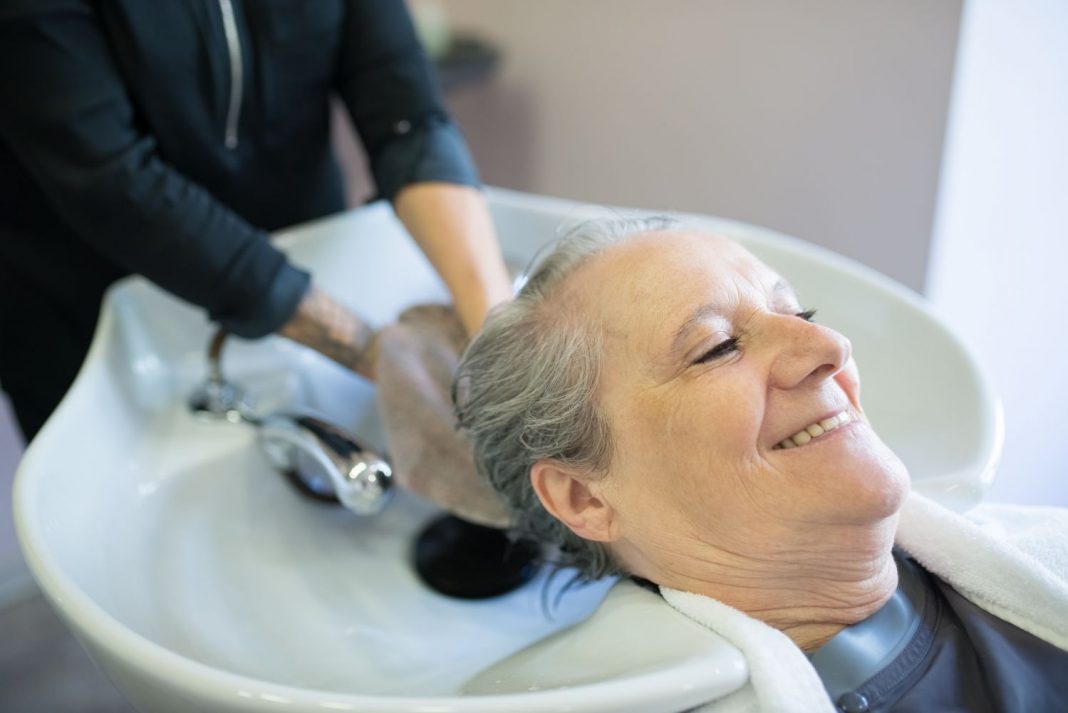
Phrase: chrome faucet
[
  {"left": 187, "top": 330, "right": 394, "bottom": 516},
  {"left": 187, "top": 331, "right": 256, "bottom": 423}
]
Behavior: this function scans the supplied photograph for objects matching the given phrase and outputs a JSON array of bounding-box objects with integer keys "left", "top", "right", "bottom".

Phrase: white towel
[
  {"left": 660, "top": 587, "right": 834, "bottom": 713},
  {"left": 896, "top": 493, "right": 1068, "bottom": 650},
  {"left": 661, "top": 491, "right": 1068, "bottom": 712}
]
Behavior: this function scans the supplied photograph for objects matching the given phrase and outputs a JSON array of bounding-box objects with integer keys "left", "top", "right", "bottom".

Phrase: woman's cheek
[{"left": 708, "top": 378, "right": 763, "bottom": 452}]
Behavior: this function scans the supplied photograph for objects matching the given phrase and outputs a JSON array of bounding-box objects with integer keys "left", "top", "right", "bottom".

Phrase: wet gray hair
[{"left": 453, "top": 215, "right": 679, "bottom": 580}]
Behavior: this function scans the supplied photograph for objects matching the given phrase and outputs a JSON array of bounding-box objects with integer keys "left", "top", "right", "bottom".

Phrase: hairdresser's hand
[
  {"left": 374, "top": 304, "right": 512, "bottom": 528},
  {"left": 277, "top": 285, "right": 380, "bottom": 380}
]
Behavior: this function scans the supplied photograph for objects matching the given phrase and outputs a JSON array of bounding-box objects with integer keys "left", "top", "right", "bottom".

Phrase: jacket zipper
[{"left": 218, "top": 0, "right": 243, "bottom": 149}]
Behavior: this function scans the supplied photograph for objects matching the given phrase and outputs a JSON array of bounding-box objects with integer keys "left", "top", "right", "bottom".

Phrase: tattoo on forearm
[{"left": 280, "top": 287, "right": 377, "bottom": 377}]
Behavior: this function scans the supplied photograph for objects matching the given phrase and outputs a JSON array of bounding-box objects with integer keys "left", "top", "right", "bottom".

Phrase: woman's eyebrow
[
  {"left": 667, "top": 279, "right": 797, "bottom": 356},
  {"left": 669, "top": 302, "right": 726, "bottom": 356},
  {"left": 772, "top": 278, "right": 797, "bottom": 300}
]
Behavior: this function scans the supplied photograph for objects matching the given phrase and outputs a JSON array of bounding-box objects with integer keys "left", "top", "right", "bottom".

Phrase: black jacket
[{"left": 0, "top": 0, "right": 478, "bottom": 340}]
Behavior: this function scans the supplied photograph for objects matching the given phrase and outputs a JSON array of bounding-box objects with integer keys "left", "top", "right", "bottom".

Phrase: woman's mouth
[{"left": 772, "top": 410, "right": 853, "bottom": 450}]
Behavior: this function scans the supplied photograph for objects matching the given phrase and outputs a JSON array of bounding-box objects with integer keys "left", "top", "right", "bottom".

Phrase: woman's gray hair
[{"left": 453, "top": 215, "right": 679, "bottom": 580}]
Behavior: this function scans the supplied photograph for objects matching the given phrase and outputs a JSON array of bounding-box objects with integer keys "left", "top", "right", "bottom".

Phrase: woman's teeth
[{"left": 773, "top": 411, "right": 852, "bottom": 450}]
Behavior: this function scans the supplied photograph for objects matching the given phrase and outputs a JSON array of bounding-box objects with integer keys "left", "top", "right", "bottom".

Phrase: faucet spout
[
  {"left": 187, "top": 329, "right": 393, "bottom": 516},
  {"left": 257, "top": 412, "right": 394, "bottom": 516}
]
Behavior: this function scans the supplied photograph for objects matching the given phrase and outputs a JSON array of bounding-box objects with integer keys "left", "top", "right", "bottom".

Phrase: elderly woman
[{"left": 449, "top": 218, "right": 1068, "bottom": 712}]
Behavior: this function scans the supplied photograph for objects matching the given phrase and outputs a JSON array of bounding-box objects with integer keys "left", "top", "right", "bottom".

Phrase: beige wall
[{"left": 441, "top": 0, "right": 962, "bottom": 291}]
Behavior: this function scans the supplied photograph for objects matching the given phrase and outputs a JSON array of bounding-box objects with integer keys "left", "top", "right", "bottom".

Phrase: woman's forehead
[{"left": 572, "top": 231, "right": 777, "bottom": 324}]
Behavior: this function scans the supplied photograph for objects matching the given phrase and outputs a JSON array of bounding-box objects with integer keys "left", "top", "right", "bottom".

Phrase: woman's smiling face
[{"left": 558, "top": 230, "right": 910, "bottom": 571}]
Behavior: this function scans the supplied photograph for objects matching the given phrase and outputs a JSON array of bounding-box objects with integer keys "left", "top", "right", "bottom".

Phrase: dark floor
[{"left": 0, "top": 589, "right": 137, "bottom": 713}]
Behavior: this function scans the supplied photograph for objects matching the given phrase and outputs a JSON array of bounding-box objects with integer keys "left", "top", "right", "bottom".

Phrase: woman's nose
[{"left": 768, "top": 317, "right": 852, "bottom": 391}]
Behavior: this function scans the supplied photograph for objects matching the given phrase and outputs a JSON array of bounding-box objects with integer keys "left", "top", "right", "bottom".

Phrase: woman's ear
[{"left": 530, "top": 460, "right": 620, "bottom": 543}]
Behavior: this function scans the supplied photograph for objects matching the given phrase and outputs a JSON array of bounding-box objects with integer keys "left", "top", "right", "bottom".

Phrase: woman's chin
[{"left": 846, "top": 444, "right": 910, "bottom": 520}]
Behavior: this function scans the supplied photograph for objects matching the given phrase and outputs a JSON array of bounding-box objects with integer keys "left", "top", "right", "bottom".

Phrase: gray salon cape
[{"left": 810, "top": 552, "right": 1068, "bottom": 712}]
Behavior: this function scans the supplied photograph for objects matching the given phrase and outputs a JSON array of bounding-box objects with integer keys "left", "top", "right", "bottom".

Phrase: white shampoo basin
[{"left": 14, "top": 188, "right": 1001, "bottom": 712}]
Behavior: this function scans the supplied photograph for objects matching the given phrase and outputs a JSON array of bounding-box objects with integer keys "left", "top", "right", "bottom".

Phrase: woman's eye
[
  {"left": 694, "top": 337, "right": 739, "bottom": 365},
  {"left": 796, "top": 309, "right": 817, "bottom": 322}
]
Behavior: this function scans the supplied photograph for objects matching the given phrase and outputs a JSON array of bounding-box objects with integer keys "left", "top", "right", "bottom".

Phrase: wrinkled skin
[{"left": 530, "top": 231, "right": 910, "bottom": 648}]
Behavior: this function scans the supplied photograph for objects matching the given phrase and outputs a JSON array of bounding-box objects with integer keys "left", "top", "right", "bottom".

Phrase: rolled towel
[
  {"left": 374, "top": 304, "right": 512, "bottom": 528},
  {"left": 896, "top": 492, "right": 1068, "bottom": 651}
]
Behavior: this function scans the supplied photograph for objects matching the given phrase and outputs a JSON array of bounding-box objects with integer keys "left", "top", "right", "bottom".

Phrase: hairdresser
[{"left": 0, "top": 0, "right": 511, "bottom": 442}]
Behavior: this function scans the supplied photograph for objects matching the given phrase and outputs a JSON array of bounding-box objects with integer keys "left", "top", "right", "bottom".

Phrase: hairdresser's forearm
[
  {"left": 276, "top": 183, "right": 507, "bottom": 377},
  {"left": 393, "top": 182, "right": 512, "bottom": 336},
  {"left": 277, "top": 285, "right": 379, "bottom": 380}
]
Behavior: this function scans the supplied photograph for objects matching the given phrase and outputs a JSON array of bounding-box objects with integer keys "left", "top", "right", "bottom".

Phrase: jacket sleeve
[
  {"left": 336, "top": 0, "right": 480, "bottom": 202},
  {"left": 0, "top": 1, "right": 310, "bottom": 338}
]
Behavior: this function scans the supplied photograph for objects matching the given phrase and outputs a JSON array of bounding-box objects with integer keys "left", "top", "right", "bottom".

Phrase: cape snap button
[{"left": 836, "top": 691, "right": 870, "bottom": 713}]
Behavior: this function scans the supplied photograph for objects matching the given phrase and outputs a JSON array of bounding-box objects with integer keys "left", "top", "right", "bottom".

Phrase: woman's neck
[{"left": 625, "top": 516, "right": 901, "bottom": 651}]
